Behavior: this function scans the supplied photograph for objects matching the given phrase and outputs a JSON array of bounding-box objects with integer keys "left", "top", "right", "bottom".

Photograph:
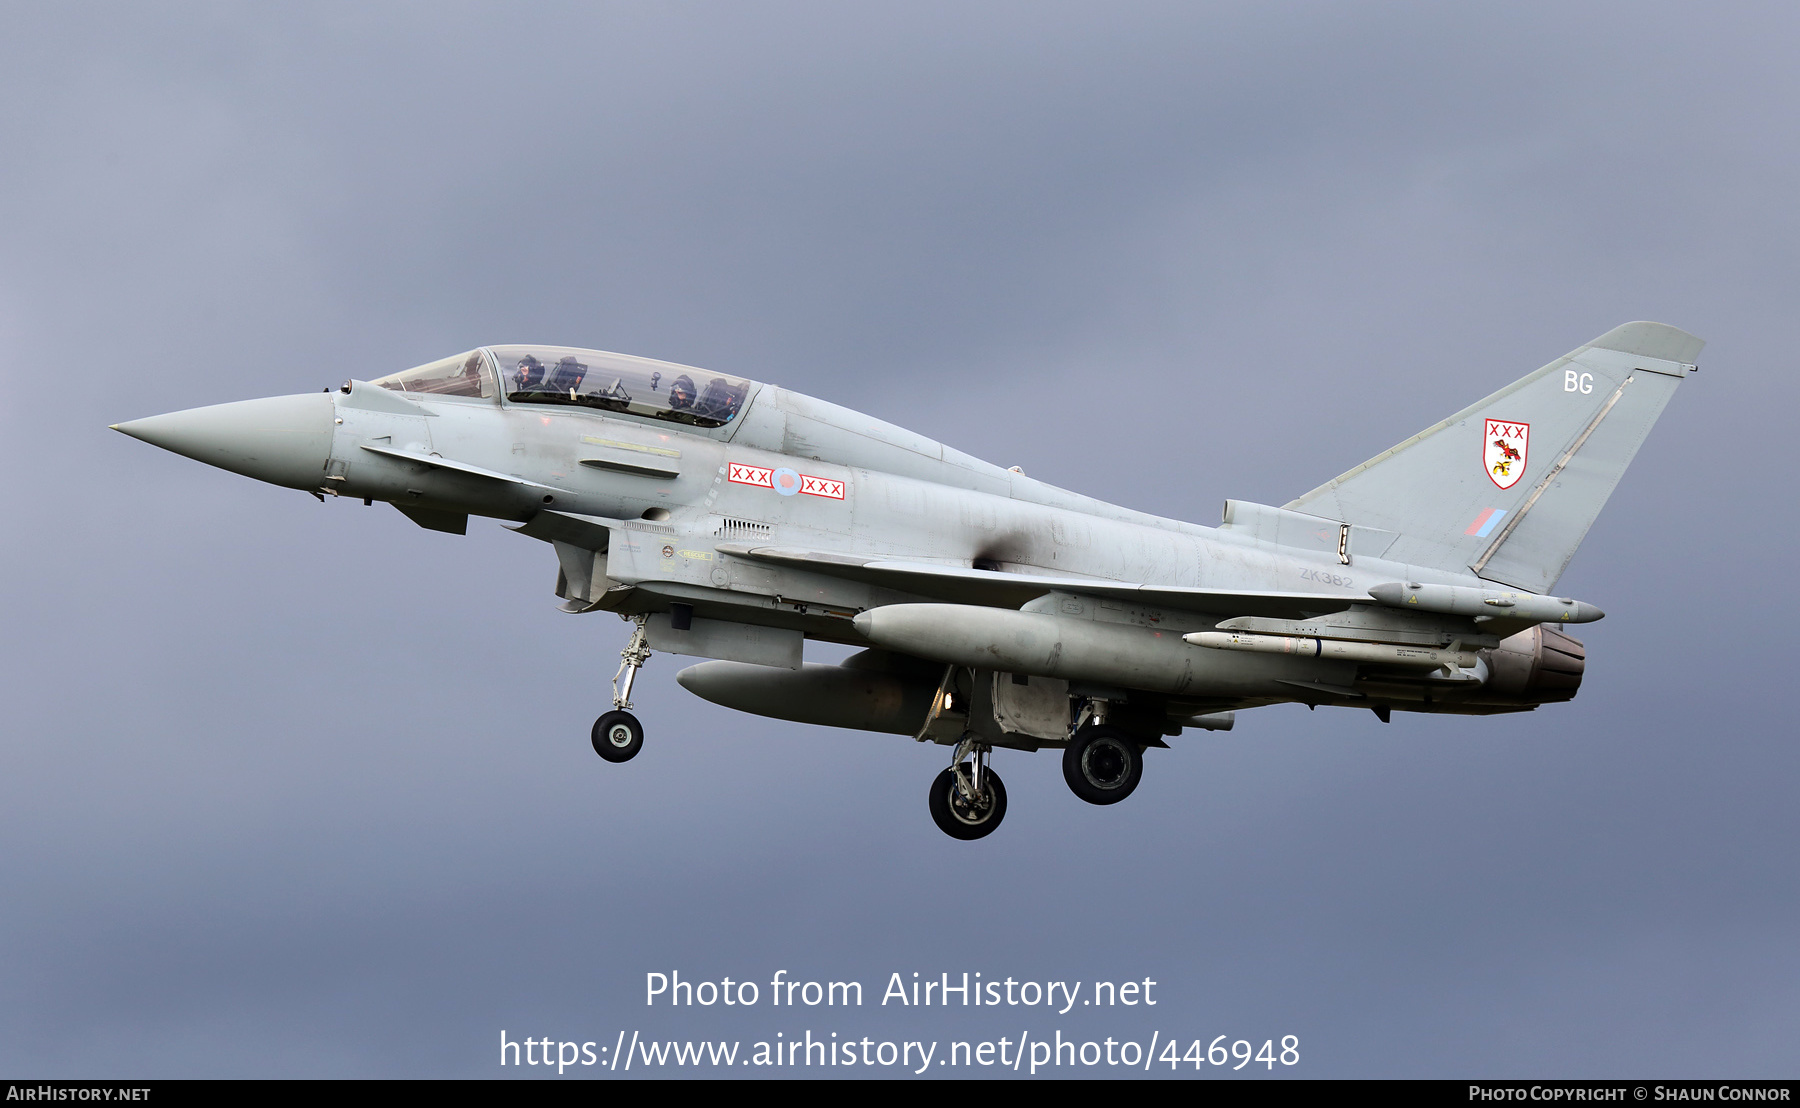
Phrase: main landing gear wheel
[
  {"left": 928, "top": 763, "right": 1008, "bottom": 840},
  {"left": 1062, "top": 724, "right": 1143, "bottom": 805},
  {"left": 591, "top": 710, "right": 643, "bottom": 763}
]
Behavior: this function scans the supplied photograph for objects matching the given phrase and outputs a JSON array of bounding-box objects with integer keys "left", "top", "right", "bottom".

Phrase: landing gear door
[
  {"left": 992, "top": 673, "right": 1072, "bottom": 743},
  {"left": 915, "top": 666, "right": 971, "bottom": 746}
]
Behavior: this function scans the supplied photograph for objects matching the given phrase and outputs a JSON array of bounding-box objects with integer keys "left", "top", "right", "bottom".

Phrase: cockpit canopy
[
  {"left": 371, "top": 350, "right": 495, "bottom": 399},
  {"left": 371, "top": 346, "right": 753, "bottom": 429}
]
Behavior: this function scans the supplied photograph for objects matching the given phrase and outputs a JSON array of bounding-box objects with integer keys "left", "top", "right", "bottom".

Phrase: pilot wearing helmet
[
  {"left": 694, "top": 377, "right": 746, "bottom": 421},
  {"left": 513, "top": 355, "right": 545, "bottom": 393},
  {"left": 667, "top": 374, "right": 697, "bottom": 412}
]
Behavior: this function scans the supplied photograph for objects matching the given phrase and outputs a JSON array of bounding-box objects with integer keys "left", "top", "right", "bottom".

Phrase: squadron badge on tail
[{"left": 1484, "top": 419, "right": 1529, "bottom": 489}]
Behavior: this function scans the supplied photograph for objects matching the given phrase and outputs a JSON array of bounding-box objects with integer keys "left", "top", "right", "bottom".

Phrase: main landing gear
[
  {"left": 928, "top": 735, "right": 1007, "bottom": 840},
  {"left": 592, "top": 617, "right": 650, "bottom": 763},
  {"left": 1062, "top": 722, "right": 1144, "bottom": 806},
  {"left": 923, "top": 698, "right": 1153, "bottom": 838}
]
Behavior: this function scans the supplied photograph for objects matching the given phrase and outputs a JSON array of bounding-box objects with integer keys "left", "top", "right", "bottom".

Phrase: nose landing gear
[
  {"left": 593, "top": 616, "right": 651, "bottom": 763},
  {"left": 928, "top": 735, "right": 1007, "bottom": 840},
  {"left": 592, "top": 710, "right": 643, "bottom": 761}
]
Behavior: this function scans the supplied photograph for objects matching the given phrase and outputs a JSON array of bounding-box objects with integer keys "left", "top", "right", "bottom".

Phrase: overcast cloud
[{"left": 1, "top": 1, "right": 1796, "bottom": 1078}]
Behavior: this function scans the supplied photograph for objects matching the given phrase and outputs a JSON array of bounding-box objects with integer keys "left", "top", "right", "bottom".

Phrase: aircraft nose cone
[{"left": 113, "top": 392, "right": 336, "bottom": 490}]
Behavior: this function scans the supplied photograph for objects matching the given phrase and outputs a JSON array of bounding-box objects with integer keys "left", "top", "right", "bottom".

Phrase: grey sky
[{"left": 1, "top": 1, "right": 1795, "bottom": 1077}]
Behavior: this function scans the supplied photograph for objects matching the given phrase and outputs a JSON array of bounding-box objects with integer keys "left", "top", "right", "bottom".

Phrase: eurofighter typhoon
[{"left": 114, "top": 323, "right": 1701, "bottom": 838}]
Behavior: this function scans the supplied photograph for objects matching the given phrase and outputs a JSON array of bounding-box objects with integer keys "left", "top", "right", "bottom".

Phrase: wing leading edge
[{"left": 712, "top": 543, "right": 1360, "bottom": 620}]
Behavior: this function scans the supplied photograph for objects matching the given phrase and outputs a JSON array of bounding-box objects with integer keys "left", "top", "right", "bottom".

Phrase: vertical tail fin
[{"left": 1286, "top": 322, "right": 1703, "bottom": 593}]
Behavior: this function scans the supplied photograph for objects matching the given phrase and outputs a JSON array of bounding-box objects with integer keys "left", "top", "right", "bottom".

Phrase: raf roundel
[{"left": 772, "top": 467, "right": 801, "bottom": 496}]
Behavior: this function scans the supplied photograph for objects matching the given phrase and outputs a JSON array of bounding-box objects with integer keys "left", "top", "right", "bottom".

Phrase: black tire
[
  {"left": 928, "top": 763, "right": 1007, "bottom": 840},
  {"left": 591, "top": 710, "right": 643, "bottom": 763},
  {"left": 1062, "top": 724, "right": 1143, "bottom": 805}
]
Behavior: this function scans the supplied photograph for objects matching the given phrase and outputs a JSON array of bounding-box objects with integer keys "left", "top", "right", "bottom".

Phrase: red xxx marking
[
  {"left": 800, "top": 475, "right": 845, "bottom": 499},
  {"left": 729, "top": 463, "right": 774, "bottom": 487}
]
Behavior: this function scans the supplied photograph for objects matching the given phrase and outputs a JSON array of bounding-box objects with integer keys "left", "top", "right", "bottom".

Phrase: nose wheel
[
  {"left": 593, "top": 616, "right": 651, "bottom": 763},
  {"left": 928, "top": 736, "right": 1007, "bottom": 840},
  {"left": 592, "top": 710, "right": 643, "bottom": 762}
]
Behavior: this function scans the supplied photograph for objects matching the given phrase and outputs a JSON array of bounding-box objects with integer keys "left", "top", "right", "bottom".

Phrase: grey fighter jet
[{"left": 114, "top": 323, "right": 1701, "bottom": 839}]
